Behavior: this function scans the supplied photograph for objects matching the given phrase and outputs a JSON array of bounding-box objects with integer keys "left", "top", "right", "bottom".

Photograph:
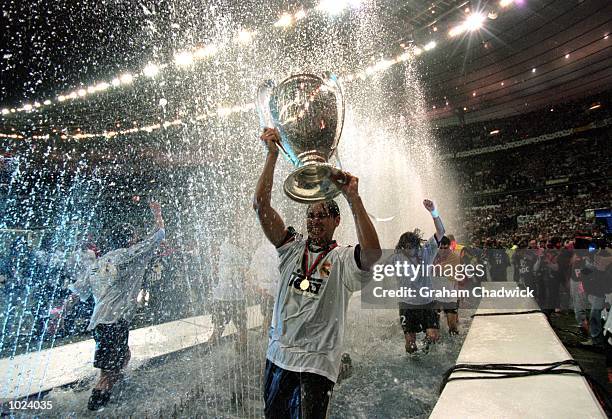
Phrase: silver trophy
[{"left": 257, "top": 73, "right": 345, "bottom": 203}]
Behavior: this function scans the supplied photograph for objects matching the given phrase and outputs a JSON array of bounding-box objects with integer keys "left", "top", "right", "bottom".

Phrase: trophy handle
[
  {"left": 256, "top": 80, "right": 294, "bottom": 162},
  {"left": 321, "top": 72, "right": 345, "bottom": 160}
]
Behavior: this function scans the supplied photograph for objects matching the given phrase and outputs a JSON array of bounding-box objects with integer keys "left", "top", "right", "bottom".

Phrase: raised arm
[
  {"left": 253, "top": 128, "right": 288, "bottom": 247},
  {"left": 333, "top": 171, "right": 381, "bottom": 270},
  {"left": 423, "top": 199, "right": 445, "bottom": 242},
  {"left": 149, "top": 200, "right": 165, "bottom": 230}
]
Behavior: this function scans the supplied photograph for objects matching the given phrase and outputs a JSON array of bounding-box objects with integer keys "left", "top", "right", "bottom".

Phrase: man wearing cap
[{"left": 253, "top": 127, "right": 381, "bottom": 418}]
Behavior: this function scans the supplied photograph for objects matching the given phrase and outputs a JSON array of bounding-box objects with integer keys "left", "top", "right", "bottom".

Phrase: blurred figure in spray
[
  {"left": 250, "top": 239, "right": 281, "bottom": 339},
  {"left": 57, "top": 201, "right": 165, "bottom": 411},
  {"left": 209, "top": 236, "right": 249, "bottom": 348},
  {"left": 208, "top": 235, "right": 249, "bottom": 408},
  {"left": 390, "top": 200, "right": 445, "bottom": 353}
]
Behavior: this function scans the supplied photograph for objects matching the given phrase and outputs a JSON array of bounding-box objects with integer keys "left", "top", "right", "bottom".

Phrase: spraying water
[{"left": 0, "top": 0, "right": 462, "bottom": 415}]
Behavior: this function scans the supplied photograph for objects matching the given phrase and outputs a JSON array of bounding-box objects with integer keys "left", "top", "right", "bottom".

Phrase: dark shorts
[
  {"left": 399, "top": 302, "right": 439, "bottom": 334},
  {"left": 212, "top": 300, "right": 247, "bottom": 331},
  {"left": 263, "top": 360, "right": 334, "bottom": 419},
  {"left": 436, "top": 301, "right": 459, "bottom": 314},
  {"left": 93, "top": 319, "right": 130, "bottom": 371}
]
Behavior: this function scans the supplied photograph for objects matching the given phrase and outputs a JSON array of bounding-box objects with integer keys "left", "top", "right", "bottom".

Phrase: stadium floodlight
[
  {"left": 143, "top": 63, "right": 160, "bottom": 77},
  {"left": 194, "top": 45, "right": 217, "bottom": 58},
  {"left": 174, "top": 51, "right": 194, "bottom": 66},
  {"left": 449, "top": 12, "right": 485, "bottom": 37},
  {"left": 237, "top": 30, "right": 255, "bottom": 44},
  {"left": 465, "top": 13, "right": 485, "bottom": 31},
  {"left": 423, "top": 41, "right": 437, "bottom": 51},
  {"left": 96, "top": 82, "right": 109, "bottom": 91},
  {"left": 43, "top": 100, "right": 51, "bottom": 105},
  {"left": 275, "top": 13, "right": 293, "bottom": 28},
  {"left": 120, "top": 73, "right": 133, "bottom": 84}
]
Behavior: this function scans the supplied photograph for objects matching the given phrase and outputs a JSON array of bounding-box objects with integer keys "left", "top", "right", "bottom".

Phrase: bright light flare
[
  {"left": 237, "top": 30, "right": 255, "bottom": 44},
  {"left": 174, "top": 51, "right": 194, "bottom": 66},
  {"left": 499, "top": 0, "right": 514, "bottom": 7},
  {"left": 465, "top": 13, "right": 486, "bottom": 31},
  {"left": 194, "top": 45, "right": 217, "bottom": 58},
  {"left": 96, "top": 82, "right": 110, "bottom": 91},
  {"left": 120, "top": 73, "right": 133, "bottom": 84},
  {"left": 423, "top": 41, "right": 437, "bottom": 51},
  {"left": 143, "top": 63, "right": 160, "bottom": 77},
  {"left": 449, "top": 13, "right": 485, "bottom": 37},
  {"left": 275, "top": 13, "right": 294, "bottom": 27}
]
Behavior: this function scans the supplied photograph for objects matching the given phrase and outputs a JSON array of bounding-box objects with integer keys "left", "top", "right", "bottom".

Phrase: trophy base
[{"left": 283, "top": 163, "right": 343, "bottom": 204}]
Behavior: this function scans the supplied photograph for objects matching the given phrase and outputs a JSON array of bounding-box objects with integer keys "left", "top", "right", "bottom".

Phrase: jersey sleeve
[
  {"left": 424, "top": 235, "right": 439, "bottom": 265},
  {"left": 277, "top": 230, "right": 303, "bottom": 257},
  {"left": 339, "top": 245, "right": 372, "bottom": 292},
  {"left": 68, "top": 267, "right": 93, "bottom": 302},
  {"left": 120, "top": 228, "right": 166, "bottom": 265}
]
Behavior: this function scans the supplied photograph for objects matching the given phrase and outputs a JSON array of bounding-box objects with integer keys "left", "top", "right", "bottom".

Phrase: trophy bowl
[{"left": 257, "top": 73, "right": 345, "bottom": 203}]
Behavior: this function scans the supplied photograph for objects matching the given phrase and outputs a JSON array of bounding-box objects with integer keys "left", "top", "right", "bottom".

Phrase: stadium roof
[{"left": 0, "top": 0, "right": 610, "bottom": 135}]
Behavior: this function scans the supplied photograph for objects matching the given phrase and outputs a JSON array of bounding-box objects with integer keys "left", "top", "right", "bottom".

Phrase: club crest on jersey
[{"left": 319, "top": 261, "right": 332, "bottom": 278}]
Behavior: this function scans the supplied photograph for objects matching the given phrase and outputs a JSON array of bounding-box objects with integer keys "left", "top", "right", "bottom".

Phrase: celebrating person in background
[
  {"left": 250, "top": 240, "right": 281, "bottom": 339},
  {"left": 253, "top": 127, "right": 381, "bottom": 418},
  {"left": 432, "top": 235, "right": 461, "bottom": 335},
  {"left": 389, "top": 199, "right": 445, "bottom": 353},
  {"left": 57, "top": 201, "right": 165, "bottom": 411}
]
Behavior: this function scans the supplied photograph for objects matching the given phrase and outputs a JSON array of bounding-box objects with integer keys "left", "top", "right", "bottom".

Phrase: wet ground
[
  {"left": 7, "top": 306, "right": 471, "bottom": 418},
  {"left": 548, "top": 312, "right": 611, "bottom": 406}
]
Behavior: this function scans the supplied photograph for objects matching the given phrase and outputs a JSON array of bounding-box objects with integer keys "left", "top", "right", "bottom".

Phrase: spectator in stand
[
  {"left": 512, "top": 239, "right": 539, "bottom": 291},
  {"left": 571, "top": 237, "right": 592, "bottom": 336},
  {"left": 485, "top": 240, "right": 510, "bottom": 282}
]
